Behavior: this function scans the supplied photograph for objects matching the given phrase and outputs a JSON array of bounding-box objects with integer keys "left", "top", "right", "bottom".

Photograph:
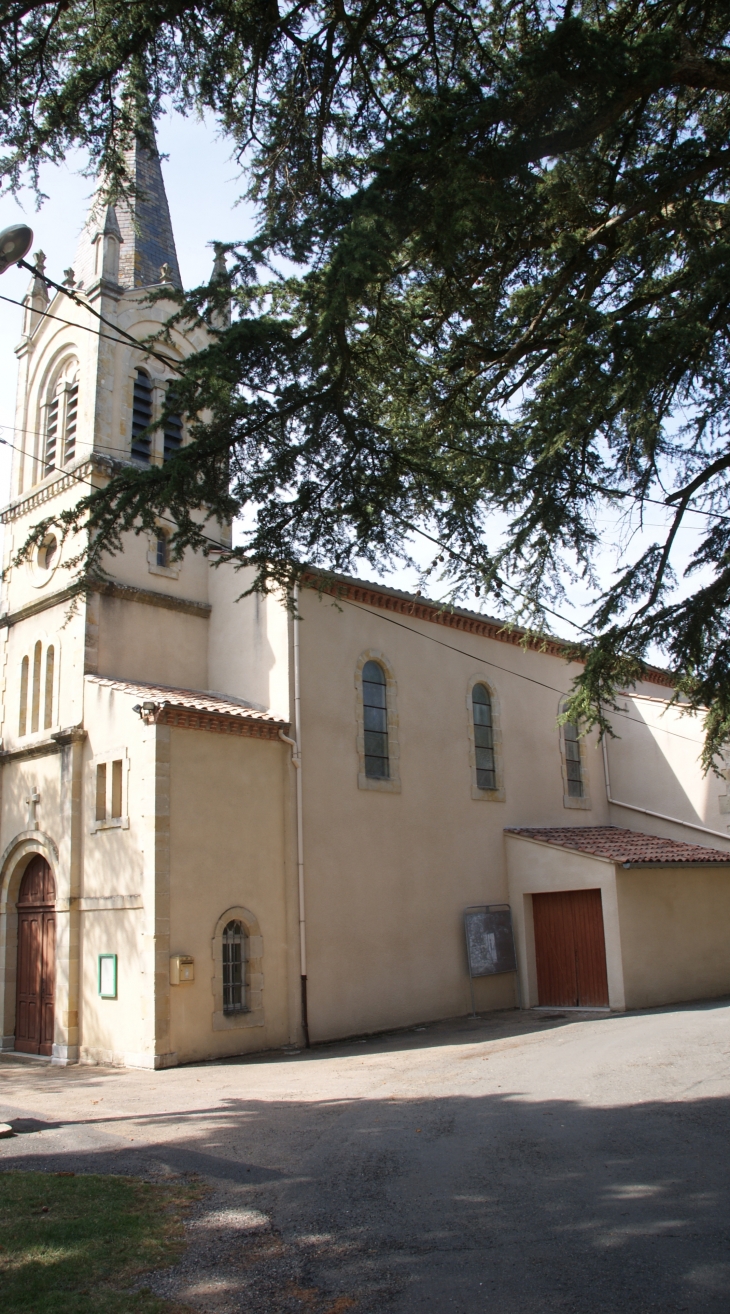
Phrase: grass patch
[{"left": 0, "top": 1170, "right": 204, "bottom": 1313}]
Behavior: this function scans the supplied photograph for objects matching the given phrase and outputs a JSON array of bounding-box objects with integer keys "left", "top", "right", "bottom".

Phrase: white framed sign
[{"left": 98, "top": 953, "right": 118, "bottom": 999}]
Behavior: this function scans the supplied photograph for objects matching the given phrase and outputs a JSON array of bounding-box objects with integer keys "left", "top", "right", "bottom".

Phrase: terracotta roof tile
[
  {"left": 86, "top": 675, "right": 286, "bottom": 725},
  {"left": 504, "top": 825, "right": 730, "bottom": 866}
]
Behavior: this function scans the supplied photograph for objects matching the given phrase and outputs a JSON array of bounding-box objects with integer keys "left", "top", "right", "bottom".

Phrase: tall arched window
[
  {"left": 43, "top": 361, "right": 80, "bottom": 477},
  {"left": 472, "top": 684, "right": 496, "bottom": 790},
  {"left": 63, "top": 375, "right": 78, "bottom": 464},
  {"left": 19, "top": 656, "right": 29, "bottom": 736},
  {"left": 563, "top": 718, "right": 584, "bottom": 798},
  {"left": 43, "top": 645, "right": 55, "bottom": 730},
  {"left": 163, "top": 387, "right": 183, "bottom": 461},
  {"left": 131, "top": 369, "right": 153, "bottom": 463},
  {"left": 362, "top": 660, "right": 389, "bottom": 779},
  {"left": 222, "top": 919, "right": 247, "bottom": 1014},
  {"left": 31, "top": 641, "right": 42, "bottom": 734}
]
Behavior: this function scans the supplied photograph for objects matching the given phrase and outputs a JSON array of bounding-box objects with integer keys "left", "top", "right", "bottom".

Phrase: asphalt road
[{"left": 1, "top": 1001, "right": 730, "bottom": 1313}]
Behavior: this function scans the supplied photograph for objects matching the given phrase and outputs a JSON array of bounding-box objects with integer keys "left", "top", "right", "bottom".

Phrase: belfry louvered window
[
  {"left": 44, "top": 397, "right": 59, "bottom": 474},
  {"left": 131, "top": 369, "right": 153, "bottom": 463},
  {"left": 472, "top": 684, "right": 496, "bottom": 790},
  {"left": 163, "top": 387, "right": 183, "bottom": 461},
  {"left": 563, "top": 719, "right": 584, "bottom": 797},
  {"left": 362, "top": 660, "right": 389, "bottom": 779},
  {"left": 63, "top": 380, "right": 78, "bottom": 463}
]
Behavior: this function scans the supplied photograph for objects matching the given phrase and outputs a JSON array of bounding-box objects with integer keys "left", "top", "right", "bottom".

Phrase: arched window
[
  {"left": 156, "top": 531, "right": 170, "bottom": 568},
  {"left": 563, "top": 718, "right": 584, "bottom": 798},
  {"left": 31, "top": 641, "right": 42, "bottom": 734},
  {"left": 43, "top": 362, "right": 79, "bottom": 476},
  {"left": 131, "top": 369, "right": 153, "bottom": 463},
  {"left": 472, "top": 684, "right": 496, "bottom": 790},
  {"left": 19, "top": 656, "right": 29, "bottom": 736},
  {"left": 163, "top": 387, "right": 183, "bottom": 461},
  {"left": 43, "top": 645, "right": 55, "bottom": 730},
  {"left": 63, "top": 375, "right": 78, "bottom": 464},
  {"left": 44, "top": 396, "right": 59, "bottom": 474},
  {"left": 222, "top": 919, "right": 247, "bottom": 1015},
  {"left": 362, "top": 660, "right": 389, "bottom": 779}
]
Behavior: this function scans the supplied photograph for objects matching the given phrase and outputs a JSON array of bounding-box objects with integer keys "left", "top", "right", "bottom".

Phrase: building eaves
[
  {"left": 86, "top": 675, "right": 288, "bottom": 742},
  {"left": 504, "top": 825, "right": 730, "bottom": 867},
  {"left": 307, "top": 570, "right": 675, "bottom": 690}
]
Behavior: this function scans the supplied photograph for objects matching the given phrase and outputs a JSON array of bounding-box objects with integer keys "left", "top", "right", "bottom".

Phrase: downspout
[
  {"left": 601, "top": 733, "right": 730, "bottom": 844},
  {"left": 278, "top": 583, "right": 309, "bottom": 1046}
]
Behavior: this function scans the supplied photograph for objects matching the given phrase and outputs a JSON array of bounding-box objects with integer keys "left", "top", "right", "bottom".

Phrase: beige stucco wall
[
  {"left": 207, "top": 564, "right": 291, "bottom": 717},
  {"left": 166, "top": 726, "right": 295, "bottom": 1062},
  {"left": 617, "top": 866, "right": 730, "bottom": 1009},
  {"left": 95, "top": 594, "right": 209, "bottom": 690},
  {"left": 296, "top": 589, "right": 610, "bottom": 1041},
  {"left": 504, "top": 833, "right": 625, "bottom": 1010}
]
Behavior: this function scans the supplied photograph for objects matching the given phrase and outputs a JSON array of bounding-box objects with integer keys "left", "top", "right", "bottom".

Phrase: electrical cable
[{"left": 16, "top": 258, "right": 183, "bottom": 373}]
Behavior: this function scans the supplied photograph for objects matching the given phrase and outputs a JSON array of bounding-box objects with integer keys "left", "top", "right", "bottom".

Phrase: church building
[{"left": 2, "top": 136, "right": 730, "bottom": 1069}]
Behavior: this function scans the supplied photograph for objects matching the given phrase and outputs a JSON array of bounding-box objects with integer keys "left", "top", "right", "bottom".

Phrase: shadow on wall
[{"left": 2, "top": 1046, "right": 729, "bottom": 1310}]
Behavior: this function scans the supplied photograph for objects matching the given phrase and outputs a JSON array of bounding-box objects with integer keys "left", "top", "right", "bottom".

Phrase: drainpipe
[
  {"left": 601, "top": 733, "right": 730, "bottom": 844},
  {"left": 278, "top": 584, "right": 309, "bottom": 1046}
]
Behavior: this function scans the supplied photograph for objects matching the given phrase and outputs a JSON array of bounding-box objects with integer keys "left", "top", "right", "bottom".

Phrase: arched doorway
[{"left": 15, "top": 855, "right": 56, "bottom": 1055}]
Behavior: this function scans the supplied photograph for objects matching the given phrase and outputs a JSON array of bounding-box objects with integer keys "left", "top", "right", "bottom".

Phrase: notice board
[{"left": 464, "top": 904, "right": 517, "bottom": 978}]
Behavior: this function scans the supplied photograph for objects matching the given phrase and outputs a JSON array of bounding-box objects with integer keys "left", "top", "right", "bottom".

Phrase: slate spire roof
[
  {"left": 74, "top": 124, "right": 181, "bottom": 292},
  {"left": 115, "top": 130, "right": 182, "bottom": 290}
]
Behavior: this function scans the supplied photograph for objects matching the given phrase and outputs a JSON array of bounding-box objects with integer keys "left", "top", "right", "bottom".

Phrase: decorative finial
[
  {"left": 210, "top": 242, "right": 228, "bottom": 283},
  {"left": 62, "top": 268, "right": 76, "bottom": 288},
  {"left": 159, "top": 262, "right": 173, "bottom": 284},
  {"left": 33, "top": 250, "right": 46, "bottom": 275}
]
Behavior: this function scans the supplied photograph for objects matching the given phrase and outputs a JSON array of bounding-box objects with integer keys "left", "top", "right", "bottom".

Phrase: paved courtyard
[{"left": 2, "top": 1001, "right": 730, "bottom": 1312}]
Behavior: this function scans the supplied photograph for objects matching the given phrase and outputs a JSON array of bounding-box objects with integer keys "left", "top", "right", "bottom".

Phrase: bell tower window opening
[
  {"left": 222, "top": 920, "right": 247, "bottom": 1014},
  {"left": 131, "top": 369, "right": 153, "bottom": 463},
  {"left": 63, "top": 379, "right": 78, "bottom": 464},
  {"left": 163, "top": 388, "right": 183, "bottom": 462},
  {"left": 44, "top": 396, "right": 59, "bottom": 474}
]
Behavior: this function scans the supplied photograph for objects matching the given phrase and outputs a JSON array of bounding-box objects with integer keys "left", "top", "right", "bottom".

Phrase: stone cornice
[
  {"left": 0, "top": 578, "right": 211, "bottom": 630},
  {"left": 0, "top": 451, "right": 122, "bottom": 525},
  {"left": 309, "top": 573, "right": 675, "bottom": 691}
]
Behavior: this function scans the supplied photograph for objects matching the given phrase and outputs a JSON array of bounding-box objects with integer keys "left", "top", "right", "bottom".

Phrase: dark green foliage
[{"left": 4, "top": 0, "right": 730, "bottom": 762}]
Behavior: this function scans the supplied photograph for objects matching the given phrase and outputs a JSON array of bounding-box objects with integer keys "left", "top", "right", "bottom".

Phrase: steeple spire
[
  {"left": 115, "top": 132, "right": 182, "bottom": 290},
  {"left": 74, "top": 123, "right": 181, "bottom": 292}
]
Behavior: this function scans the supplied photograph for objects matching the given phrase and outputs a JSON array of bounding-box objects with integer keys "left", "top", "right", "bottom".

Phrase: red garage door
[{"left": 533, "top": 889, "right": 609, "bottom": 1007}]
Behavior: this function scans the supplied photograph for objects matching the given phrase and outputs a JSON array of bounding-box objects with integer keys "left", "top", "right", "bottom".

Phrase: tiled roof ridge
[
  {"left": 306, "top": 571, "right": 674, "bottom": 691},
  {"left": 505, "top": 824, "right": 730, "bottom": 865}
]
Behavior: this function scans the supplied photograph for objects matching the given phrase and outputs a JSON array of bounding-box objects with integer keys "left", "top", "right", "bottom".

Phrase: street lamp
[{"left": 0, "top": 224, "right": 34, "bottom": 275}]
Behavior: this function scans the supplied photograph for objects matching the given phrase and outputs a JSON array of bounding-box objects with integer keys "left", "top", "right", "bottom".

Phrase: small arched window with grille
[
  {"left": 362, "top": 660, "right": 389, "bottom": 779},
  {"left": 19, "top": 642, "right": 56, "bottom": 738},
  {"left": 472, "top": 684, "right": 496, "bottom": 790},
  {"left": 222, "top": 920, "right": 247, "bottom": 1014},
  {"left": 131, "top": 369, "right": 153, "bottom": 463}
]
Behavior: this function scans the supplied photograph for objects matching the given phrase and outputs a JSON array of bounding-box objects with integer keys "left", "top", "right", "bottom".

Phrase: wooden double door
[
  {"left": 15, "top": 856, "right": 56, "bottom": 1055},
  {"left": 533, "top": 888, "right": 609, "bottom": 1008}
]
